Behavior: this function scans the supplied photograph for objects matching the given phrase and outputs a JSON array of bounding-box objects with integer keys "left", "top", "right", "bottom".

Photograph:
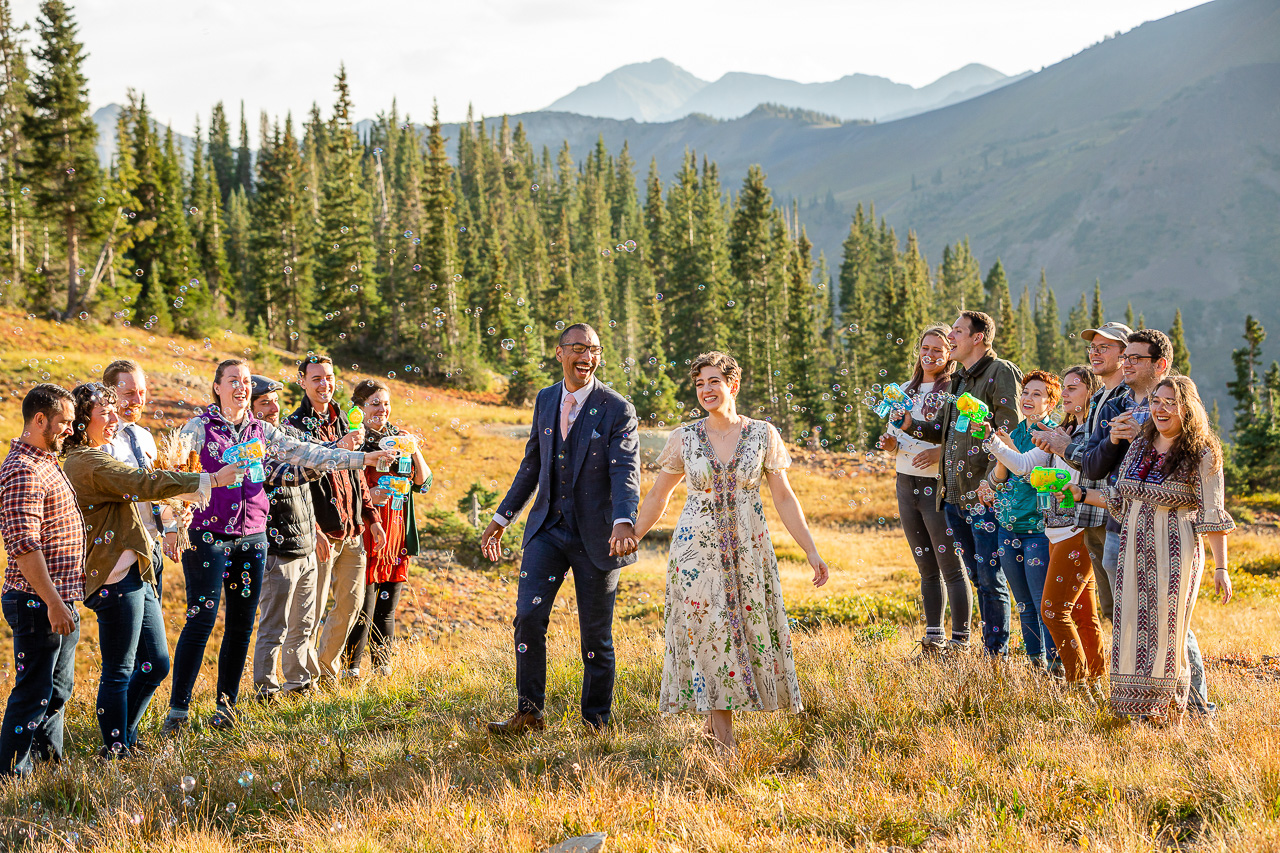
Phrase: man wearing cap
[
  {"left": 1030, "top": 321, "right": 1130, "bottom": 620},
  {"left": 249, "top": 376, "right": 329, "bottom": 698}
]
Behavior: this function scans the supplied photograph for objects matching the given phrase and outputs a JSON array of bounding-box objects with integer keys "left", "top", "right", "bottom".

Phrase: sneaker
[
  {"left": 209, "top": 709, "right": 236, "bottom": 731},
  {"left": 160, "top": 715, "right": 188, "bottom": 738}
]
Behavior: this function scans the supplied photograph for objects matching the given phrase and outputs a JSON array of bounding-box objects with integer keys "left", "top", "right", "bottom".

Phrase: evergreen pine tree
[
  {"left": 312, "top": 65, "right": 379, "bottom": 349},
  {"left": 1017, "top": 285, "right": 1036, "bottom": 371},
  {"left": 21, "top": 0, "right": 103, "bottom": 318},
  {"left": 1065, "top": 293, "right": 1089, "bottom": 362},
  {"left": 1090, "top": 279, "right": 1104, "bottom": 328},
  {"left": 208, "top": 102, "right": 235, "bottom": 205},
  {"left": 1033, "top": 271, "right": 1065, "bottom": 372},
  {"left": 234, "top": 102, "right": 252, "bottom": 195},
  {"left": 0, "top": 0, "right": 32, "bottom": 302},
  {"left": 1169, "top": 308, "right": 1191, "bottom": 376},
  {"left": 728, "top": 164, "right": 777, "bottom": 411},
  {"left": 1125, "top": 301, "right": 1135, "bottom": 330}
]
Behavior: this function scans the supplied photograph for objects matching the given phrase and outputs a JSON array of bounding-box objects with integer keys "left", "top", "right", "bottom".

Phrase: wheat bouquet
[{"left": 153, "top": 428, "right": 203, "bottom": 554}]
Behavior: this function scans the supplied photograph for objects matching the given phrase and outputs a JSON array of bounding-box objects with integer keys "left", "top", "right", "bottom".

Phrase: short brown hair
[
  {"left": 212, "top": 357, "right": 249, "bottom": 401},
  {"left": 959, "top": 310, "right": 996, "bottom": 346},
  {"left": 299, "top": 353, "right": 333, "bottom": 378},
  {"left": 1128, "top": 328, "right": 1173, "bottom": 368},
  {"left": 351, "top": 378, "right": 389, "bottom": 407},
  {"left": 689, "top": 351, "right": 741, "bottom": 385},
  {"left": 1061, "top": 364, "right": 1102, "bottom": 430},
  {"left": 103, "top": 359, "right": 144, "bottom": 390},
  {"left": 1021, "top": 369, "right": 1062, "bottom": 407},
  {"left": 22, "top": 383, "right": 73, "bottom": 425},
  {"left": 65, "top": 382, "right": 118, "bottom": 451}
]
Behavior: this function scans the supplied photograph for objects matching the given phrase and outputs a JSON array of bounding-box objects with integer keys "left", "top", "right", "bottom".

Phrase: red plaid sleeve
[{"left": 0, "top": 459, "right": 45, "bottom": 558}]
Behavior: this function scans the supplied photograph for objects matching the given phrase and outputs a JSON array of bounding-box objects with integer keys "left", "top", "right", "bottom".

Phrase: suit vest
[{"left": 546, "top": 408, "right": 586, "bottom": 531}]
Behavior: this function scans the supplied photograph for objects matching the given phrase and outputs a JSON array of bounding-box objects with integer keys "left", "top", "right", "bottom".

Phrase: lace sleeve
[
  {"left": 655, "top": 428, "right": 685, "bottom": 475},
  {"left": 764, "top": 423, "right": 792, "bottom": 474},
  {"left": 1192, "top": 449, "right": 1235, "bottom": 535}
]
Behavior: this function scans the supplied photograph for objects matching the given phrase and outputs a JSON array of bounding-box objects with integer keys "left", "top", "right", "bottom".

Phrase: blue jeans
[
  {"left": 513, "top": 521, "right": 621, "bottom": 727},
  {"left": 170, "top": 532, "right": 267, "bottom": 712},
  {"left": 84, "top": 565, "right": 170, "bottom": 751},
  {"left": 0, "top": 591, "right": 79, "bottom": 776},
  {"left": 944, "top": 503, "right": 1010, "bottom": 655},
  {"left": 997, "top": 528, "right": 1055, "bottom": 664},
  {"left": 1108, "top": 528, "right": 1213, "bottom": 714}
]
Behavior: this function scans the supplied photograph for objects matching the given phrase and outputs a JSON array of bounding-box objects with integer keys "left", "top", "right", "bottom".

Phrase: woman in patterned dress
[
  {"left": 1108, "top": 376, "right": 1233, "bottom": 726},
  {"left": 635, "top": 352, "right": 829, "bottom": 757}
]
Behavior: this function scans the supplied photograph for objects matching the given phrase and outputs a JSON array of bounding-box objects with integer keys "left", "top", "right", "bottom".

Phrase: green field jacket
[{"left": 934, "top": 351, "right": 1023, "bottom": 512}]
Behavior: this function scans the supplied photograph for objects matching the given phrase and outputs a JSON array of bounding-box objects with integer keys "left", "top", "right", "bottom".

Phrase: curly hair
[
  {"left": 688, "top": 351, "right": 741, "bottom": 386},
  {"left": 351, "top": 378, "right": 389, "bottom": 407},
  {"left": 1021, "top": 368, "right": 1062, "bottom": 408},
  {"left": 1141, "top": 375, "right": 1222, "bottom": 477},
  {"left": 64, "top": 382, "right": 118, "bottom": 452}
]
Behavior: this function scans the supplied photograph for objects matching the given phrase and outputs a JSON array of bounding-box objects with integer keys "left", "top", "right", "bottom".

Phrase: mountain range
[
  {"left": 88, "top": 0, "right": 1280, "bottom": 415},
  {"left": 542, "top": 58, "right": 1028, "bottom": 123}
]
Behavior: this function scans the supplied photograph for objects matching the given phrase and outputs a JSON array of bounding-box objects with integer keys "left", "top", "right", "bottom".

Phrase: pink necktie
[{"left": 560, "top": 394, "right": 577, "bottom": 440}]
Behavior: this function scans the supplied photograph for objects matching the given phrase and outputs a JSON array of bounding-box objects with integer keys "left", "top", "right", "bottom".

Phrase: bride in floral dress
[{"left": 635, "top": 351, "right": 829, "bottom": 756}]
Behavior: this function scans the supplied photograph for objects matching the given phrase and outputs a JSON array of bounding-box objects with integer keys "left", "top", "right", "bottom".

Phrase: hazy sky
[{"left": 14, "top": 0, "right": 1197, "bottom": 141}]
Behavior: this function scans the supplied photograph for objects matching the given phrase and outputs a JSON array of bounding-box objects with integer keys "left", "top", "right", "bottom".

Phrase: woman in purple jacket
[{"left": 162, "top": 358, "right": 393, "bottom": 734}]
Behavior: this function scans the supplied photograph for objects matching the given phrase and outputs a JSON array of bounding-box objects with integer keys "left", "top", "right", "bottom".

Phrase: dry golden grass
[{"left": 1, "top": 311, "right": 1280, "bottom": 850}]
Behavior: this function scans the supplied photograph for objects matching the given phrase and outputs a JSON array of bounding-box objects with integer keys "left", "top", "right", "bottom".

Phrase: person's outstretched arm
[
  {"left": 634, "top": 471, "right": 683, "bottom": 540},
  {"left": 766, "top": 469, "right": 829, "bottom": 588}
]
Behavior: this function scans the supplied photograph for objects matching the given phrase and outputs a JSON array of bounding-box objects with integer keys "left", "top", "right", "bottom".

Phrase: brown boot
[{"left": 486, "top": 709, "right": 546, "bottom": 736}]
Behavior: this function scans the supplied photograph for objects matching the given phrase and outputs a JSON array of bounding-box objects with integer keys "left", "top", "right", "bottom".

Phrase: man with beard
[
  {"left": 480, "top": 323, "right": 641, "bottom": 733},
  {"left": 0, "top": 384, "right": 82, "bottom": 775}
]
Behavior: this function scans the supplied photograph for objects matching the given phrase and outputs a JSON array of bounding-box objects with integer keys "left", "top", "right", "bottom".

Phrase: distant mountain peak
[{"left": 544, "top": 60, "right": 1020, "bottom": 124}]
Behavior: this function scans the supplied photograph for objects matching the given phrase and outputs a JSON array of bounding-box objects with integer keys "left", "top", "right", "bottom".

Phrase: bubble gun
[
  {"left": 378, "top": 434, "right": 417, "bottom": 473},
  {"left": 1029, "top": 467, "right": 1075, "bottom": 512},
  {"left": 221, "top": 438, "right": 266, "bottom": 484},
  {"left": 873, "top": 383, "right": 911, "bottom": 424},
  {"left": 953, "top": 393, "right": 992, "bottom": 438},
  {"left": 377, "top": 475, "right": 411, "bottom": 510},
  {"left": 346, "top": 406, "right": 364, "bottom": 433}
]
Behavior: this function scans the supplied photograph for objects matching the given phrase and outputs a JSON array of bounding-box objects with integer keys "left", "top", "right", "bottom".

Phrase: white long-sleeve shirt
[
  {"left": 987, "top": 438, "right": 1083, "bottom": 545},
  {"left": 887, "top": 393, "right": 940, "bottom": 477}
]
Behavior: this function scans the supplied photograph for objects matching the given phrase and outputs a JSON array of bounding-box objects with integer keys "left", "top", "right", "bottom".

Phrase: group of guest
[
  {"left": 882, "top": 312, "right": 1233, "bottom": 726},
  {"left": 0, "top": 355, "right": 430, "bottom": 773}
]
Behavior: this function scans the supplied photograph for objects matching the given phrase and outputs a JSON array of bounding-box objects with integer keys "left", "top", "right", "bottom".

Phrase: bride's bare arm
[
  {"left": 766, "top": 469, "right": 830, "bottom": 587},
  {"left": 634, "top": 471, "right": 684, "bottom": 540}
]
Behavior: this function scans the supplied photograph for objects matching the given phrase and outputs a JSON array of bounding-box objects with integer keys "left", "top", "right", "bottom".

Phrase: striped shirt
[{"left": 0, "top": 439, "right": 86, "bottom": 602}]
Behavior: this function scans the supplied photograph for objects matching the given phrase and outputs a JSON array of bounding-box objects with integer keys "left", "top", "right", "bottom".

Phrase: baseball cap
[
  {"left": 250, "top": 374, "right": 283, "bottom": 401},
  {"left": 1081, "top": 321, "right": 1133, "bottom": 344}
]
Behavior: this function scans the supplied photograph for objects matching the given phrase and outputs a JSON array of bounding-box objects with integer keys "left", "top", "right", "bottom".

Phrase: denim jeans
[
  {"left": 897, "top": 475, "right": 970, "bottom": 645},
  {"left": 997, "top": 528, "right": 1054, "bottom": 664},
  {"left": 84, "top": 565, "right": 170, "bottom": 751},
  {"left": 0, "top": 591, "right": 79, "bottom": 776},
  {"left": 943, "top": 502, "right": 1010, "bottom": 655},
  {"left": 170, "top": 532, "right": 267, "bottom": 712},
  {"left": 513, "top": 521, "right": 621, "bottom": 727}
]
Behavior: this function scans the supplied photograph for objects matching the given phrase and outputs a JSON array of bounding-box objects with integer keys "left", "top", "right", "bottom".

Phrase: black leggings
[
  {"left": 896, "top": 474, "right": 971, "bottom": 644},
  {"left": 344, "top": 581, "right": 403, "bottom": 669}
]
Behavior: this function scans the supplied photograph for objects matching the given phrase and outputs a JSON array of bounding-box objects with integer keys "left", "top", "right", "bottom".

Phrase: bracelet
[{"left": 1215, "top": 567, "right": 1228, "bottom": 572}]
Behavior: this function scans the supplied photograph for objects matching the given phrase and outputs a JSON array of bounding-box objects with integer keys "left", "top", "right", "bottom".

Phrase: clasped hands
[{"left": 480, "top": 520, "right": 640, "bottom": 562}]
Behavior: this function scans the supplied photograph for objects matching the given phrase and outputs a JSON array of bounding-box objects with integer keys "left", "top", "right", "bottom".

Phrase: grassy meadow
[{"left": 1, "top": 312, "right": 1280, "bottom": 851}]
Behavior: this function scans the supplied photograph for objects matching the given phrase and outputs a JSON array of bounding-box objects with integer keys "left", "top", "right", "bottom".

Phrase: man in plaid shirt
[{"left": 0, "top": 384, "right": 83, "bottom": 776}]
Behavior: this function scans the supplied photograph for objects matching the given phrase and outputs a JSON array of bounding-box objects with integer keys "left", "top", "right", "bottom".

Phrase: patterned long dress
[
  {"left": 657, "top": 418, "right": 803, "bottom": 714},
  {"left": 1108, "top": 440, "right": 1234, "bottom": 717}
]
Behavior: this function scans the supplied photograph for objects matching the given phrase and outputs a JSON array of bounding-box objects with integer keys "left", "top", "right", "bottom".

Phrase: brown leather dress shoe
[{"left": 486, "top": 710, "right": 546, "bottom": 735}]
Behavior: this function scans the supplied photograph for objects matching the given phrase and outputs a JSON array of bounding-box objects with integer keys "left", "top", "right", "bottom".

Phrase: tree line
[{"left": 1, "top": 0, "right": 1203, "bottom": 454}]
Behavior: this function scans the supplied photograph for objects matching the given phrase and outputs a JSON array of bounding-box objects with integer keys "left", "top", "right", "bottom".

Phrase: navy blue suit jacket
[{"left": 495, "top": 377, "right": 641, "bottom": 571}]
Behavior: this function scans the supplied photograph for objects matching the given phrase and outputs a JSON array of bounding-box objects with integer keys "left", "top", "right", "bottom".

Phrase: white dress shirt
[{"left": 105, "top": 421, "right": 163, "bottom": 539}]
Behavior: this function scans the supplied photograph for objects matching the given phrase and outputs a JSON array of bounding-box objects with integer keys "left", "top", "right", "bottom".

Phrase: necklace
[{"left": 705, "top": 417, "right": 742, "bottom": 439}]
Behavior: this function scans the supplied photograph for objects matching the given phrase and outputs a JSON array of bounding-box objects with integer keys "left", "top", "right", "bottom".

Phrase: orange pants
[{"left": 1039, "top": 531, "right": 1105, "bottom": 684}]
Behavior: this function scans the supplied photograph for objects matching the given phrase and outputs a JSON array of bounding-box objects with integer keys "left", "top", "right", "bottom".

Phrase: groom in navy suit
[{"left": 481, "top": 323, "right": 641, "bottom": 733}]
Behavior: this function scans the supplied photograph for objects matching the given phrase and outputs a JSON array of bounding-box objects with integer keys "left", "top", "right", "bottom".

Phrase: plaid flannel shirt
[
  {"left": 1063, "top": 382, "right": 1129, "bottom": 530},
  {"left": 0, "top": 439, "right": 85, "bottom": 602}
]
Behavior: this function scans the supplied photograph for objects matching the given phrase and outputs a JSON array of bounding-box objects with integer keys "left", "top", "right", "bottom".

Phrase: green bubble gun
[
  {"left": 953, "top": 392, "right": 992, "bottom": 438},
  {"left": 1029, "top": 467, "right": 1074, "bottom": 512},
  {"left": 346, "top": 405, "right": 364, "bottom": 432}
]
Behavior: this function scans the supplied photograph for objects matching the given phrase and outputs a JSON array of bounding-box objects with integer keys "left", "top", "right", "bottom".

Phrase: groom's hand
[
  {"left": 609, "top": 522, "right": 637, "bottom": 557},
  {"left": 480, "top": 520, "right": 506, "bottom": 562}
]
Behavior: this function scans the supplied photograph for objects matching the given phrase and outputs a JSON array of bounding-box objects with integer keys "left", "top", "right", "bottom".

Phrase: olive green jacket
[
  {"left": 62, "top": 446, "right": 205, "bottom": 597},
  {"left": 935, "top": 352, "right": 1024, "bottom": 512}
]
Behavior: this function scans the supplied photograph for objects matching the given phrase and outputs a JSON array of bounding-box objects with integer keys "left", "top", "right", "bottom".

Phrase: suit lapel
[
  {"left": 539, "top": 382, "right": 560, "bottom": 476},
  {"left": 571, "top": 379, "right": 607, "bottom": 482}
]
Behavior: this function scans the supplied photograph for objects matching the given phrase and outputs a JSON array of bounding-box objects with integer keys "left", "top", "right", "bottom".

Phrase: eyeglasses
[
  {"left": 561, "top": 343, "right": 603, "bottom": 356},
  {"left": 1149, "top": 398, "right": 1179, "bottom": 411},
  {"left": 1121, "top": 355, "right": 1154, "bottom": 364},
  {"left": 1086, "top": 344, "right": 1119, "bottom": 355}
]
